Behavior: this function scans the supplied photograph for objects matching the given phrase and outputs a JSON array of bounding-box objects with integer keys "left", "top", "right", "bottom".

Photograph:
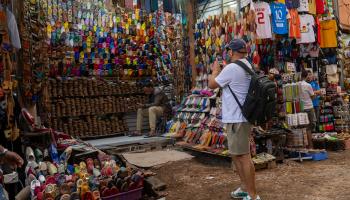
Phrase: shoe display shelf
[
  {"left": 165, "top": 88, "right": 230, "bottom": 157},
  {"left": 46, "top": 77, "right": 150, "bottom": 139}
]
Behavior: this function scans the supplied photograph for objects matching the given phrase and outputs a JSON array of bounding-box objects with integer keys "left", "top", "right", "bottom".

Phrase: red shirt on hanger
[{"left": 316, "top": 0, "right": 325, "bottom": 14}]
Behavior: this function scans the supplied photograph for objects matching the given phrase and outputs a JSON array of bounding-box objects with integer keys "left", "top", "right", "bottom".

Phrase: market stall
[
  {"left": 18, "top": 0, "right": 190, "bottom": 139},
  {"left": 0, "top": 1, "right": 189, "bottom": 200},
  {"left": 165, "top": 0, "right": 350, "bottom": 163}
]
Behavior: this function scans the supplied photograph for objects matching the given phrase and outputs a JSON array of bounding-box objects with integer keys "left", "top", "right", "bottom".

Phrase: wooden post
[{"left": 186, "top": 0, "right": 196, "bottom": 88}]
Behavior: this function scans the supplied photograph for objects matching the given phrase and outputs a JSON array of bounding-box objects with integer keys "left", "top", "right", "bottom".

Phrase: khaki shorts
[
  {"left": 305, "top": 108, "right": 316, "bottom": 130},
  {"left": 226, "top": 122, "right": 252, "bottom": 155}
]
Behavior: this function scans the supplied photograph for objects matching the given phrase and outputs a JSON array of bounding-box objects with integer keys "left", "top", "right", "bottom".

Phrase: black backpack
[{"left": 228, "top": 60, "right": 277, "bottom": 125}]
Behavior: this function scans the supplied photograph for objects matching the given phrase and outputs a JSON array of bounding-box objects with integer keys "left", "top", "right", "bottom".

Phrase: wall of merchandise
[
  {"left": 20, "top": 0, "right": 190, "bottom": 138},
  {"left": 165, "top": 0, "right": 350, "bottom": 156}
]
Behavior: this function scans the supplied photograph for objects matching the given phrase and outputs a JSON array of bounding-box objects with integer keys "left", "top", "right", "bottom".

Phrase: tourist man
[
  {"left": 208, "top": 39, "right": 259, "bottom": 200},
  {"left": 135, "top": 83, "right": 170, "bottom": 137}
]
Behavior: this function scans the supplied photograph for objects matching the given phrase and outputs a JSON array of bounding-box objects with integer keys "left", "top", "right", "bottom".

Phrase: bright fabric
[
  {"left": 254, "top": 1, "right": 272, "bottom": 39},
  {"left": 288, "top": 9, "right": 301, "bottom": 39},
  {"left": 215, "top": 59, "right": 252, "bottom": 123},
  {"left": 316, "top": 0, "right": 325, "bottom": 14},
  {"left": 316, "top": 17, "right": 321, "bottom": 45},
  {"left": 285, "top": 0, "right": 300, "bottom": 9},
  {"left": 308, "top": 0, "right": 317, "bottom": 15},
  {"left": 298, "top": 0, "right": 309, "bottom": 12},
  {"left": 297, "top": 14, "right": 315, "bottom": 44},
  {"left": 270, "top": 2, "right": 289, "bottom": 34},
  {"left": 278, "top": 0, "right": 286, "bottom": 3},
  {"left": 320, "top": 20, "right": 338, "bottom": 48}
]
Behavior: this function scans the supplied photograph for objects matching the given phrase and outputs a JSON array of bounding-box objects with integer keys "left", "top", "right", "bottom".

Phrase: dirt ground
[{"left": 152, "top": 150, "right": 350, "bottom": 200}]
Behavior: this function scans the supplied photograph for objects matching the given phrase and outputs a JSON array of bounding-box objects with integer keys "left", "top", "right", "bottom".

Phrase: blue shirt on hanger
[{"left": 270, "top": 2, "right": 289, "bottom": 35}]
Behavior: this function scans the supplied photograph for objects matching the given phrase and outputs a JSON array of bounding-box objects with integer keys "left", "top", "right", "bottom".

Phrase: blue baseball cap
[{"left": 225, "top": 39, "right": 247, "bottom": 53}]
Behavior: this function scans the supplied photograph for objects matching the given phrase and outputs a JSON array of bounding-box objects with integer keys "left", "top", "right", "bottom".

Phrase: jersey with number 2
[{"left": 254, "top": 2, "right": 272, "bottom": 39}]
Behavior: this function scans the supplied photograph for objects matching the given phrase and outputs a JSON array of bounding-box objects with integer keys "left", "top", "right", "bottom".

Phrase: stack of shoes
[
  {"left": 24, "top": 143, "right": 144, "bottom": 200},
  {"left": 47, "top": 78, "right": 147, "bottom": 137},
  {"left": 48, "top": 78, "right": 143, "bottom": 97},
  {"left": 52, "top": 116, "right": 129, "bottom": 139}
]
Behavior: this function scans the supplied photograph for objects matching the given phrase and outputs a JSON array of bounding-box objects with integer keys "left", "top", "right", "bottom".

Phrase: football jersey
[
  {"left": 270, "top": 2, "right": 289, "bottom": 35},
  {"left": 254, "top": 1, "right": 272, "bottom": 39},
  {"left": 297, "top": 14, "right": 315, "bottom": 44},
  {"left": 298, "top": 0, "right": 309, "bottom": 12},
  {"left": 288, "top": 9, "right": 301, "bottom": 38}
]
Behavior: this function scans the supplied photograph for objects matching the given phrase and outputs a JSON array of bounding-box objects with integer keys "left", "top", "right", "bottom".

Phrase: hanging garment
[
  {"left": 151, "top": 0, "right": 159, "bottom": 12},
  {"left": 297, "top": 0, "right": 309, "bottom": 12},
  {"left": 163, "top": 0, "right": 173, "bottom": 13},
  {"left": 144, "top": 0, "right": 151, "bottom": 13},
  {"left": 297, "top": 14, "right": 315, "bottom": 44},
  {"left": 320, "top": 20, "right": 337, "bottom": 48},
  {"left": 288, "top": 9, "right": 301, "bottom": 39},
  {"left": 308, "top": 0, "right": 317, "bottom": 14},
  {"left": 316, "top": 0, "right": 325, "bottom": 14},
  {"left": 270, "top": 2, "right": 289, "bottom": 35},
  {"left": 254, "top": 1, "right": 272, "bottom": 39}
]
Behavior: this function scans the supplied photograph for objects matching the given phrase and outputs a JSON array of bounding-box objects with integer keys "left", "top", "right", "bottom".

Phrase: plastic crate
[
  {"left": 312, "top": 152, "right": 328, "bottom": 161},
  {"left": 102, "top": 188, "right": 143, "bottom": 200}
]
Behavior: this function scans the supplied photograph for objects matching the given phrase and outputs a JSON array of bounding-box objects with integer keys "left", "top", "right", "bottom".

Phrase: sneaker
[
  {"left": 243, "top": 195, "right": 261, "bottom": 200},
  {"left": 231, "top": 187, "right": 248, "bottom": 199}
]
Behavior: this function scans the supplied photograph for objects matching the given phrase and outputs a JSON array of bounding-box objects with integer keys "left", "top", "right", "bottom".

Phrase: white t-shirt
[
  {"left": 297, "top": 14, "right": 315, "bottom": 44},
  {"left": 297, "top": 0, "right": 309, "bottom": 12},
  {"left": 300, "top": 81, "right": 314, "bottom": 110},
  {"left": 215, "top": 59, "right": 252, "bottom": 123},
  {"left": 254, "top": 2, "right": 272, "bottom": 39}
]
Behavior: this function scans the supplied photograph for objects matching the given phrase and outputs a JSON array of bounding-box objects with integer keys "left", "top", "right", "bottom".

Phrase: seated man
[{"left": 135, "top": 84, "right": 170, "bottom": 137}]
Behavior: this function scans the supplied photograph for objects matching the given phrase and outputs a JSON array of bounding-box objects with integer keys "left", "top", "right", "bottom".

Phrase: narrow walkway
[{"left": 153, "top": 150, "right": 350, "bottom": 200}]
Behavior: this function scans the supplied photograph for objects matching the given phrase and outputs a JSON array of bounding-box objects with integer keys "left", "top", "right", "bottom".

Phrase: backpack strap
[
  {"left": 234, "top": 60, "right": 255, "bottom": 76},
  {"left": 227, "top": 59, "right": 253, "bottom": 112},
  {"left": 228, "top": 85, "right": 243, "bottom": 111}
]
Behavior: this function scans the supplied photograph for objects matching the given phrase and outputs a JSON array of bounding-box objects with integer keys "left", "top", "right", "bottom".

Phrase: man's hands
[
  {"left": 1, "top": 151, "right": 24, "bottom": 169},
  {"left": 208, "top": 59, "right": 222, "bottom": 89},
  {"left": 211, "top": 59, "right": 222, "bottom": 75}
]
